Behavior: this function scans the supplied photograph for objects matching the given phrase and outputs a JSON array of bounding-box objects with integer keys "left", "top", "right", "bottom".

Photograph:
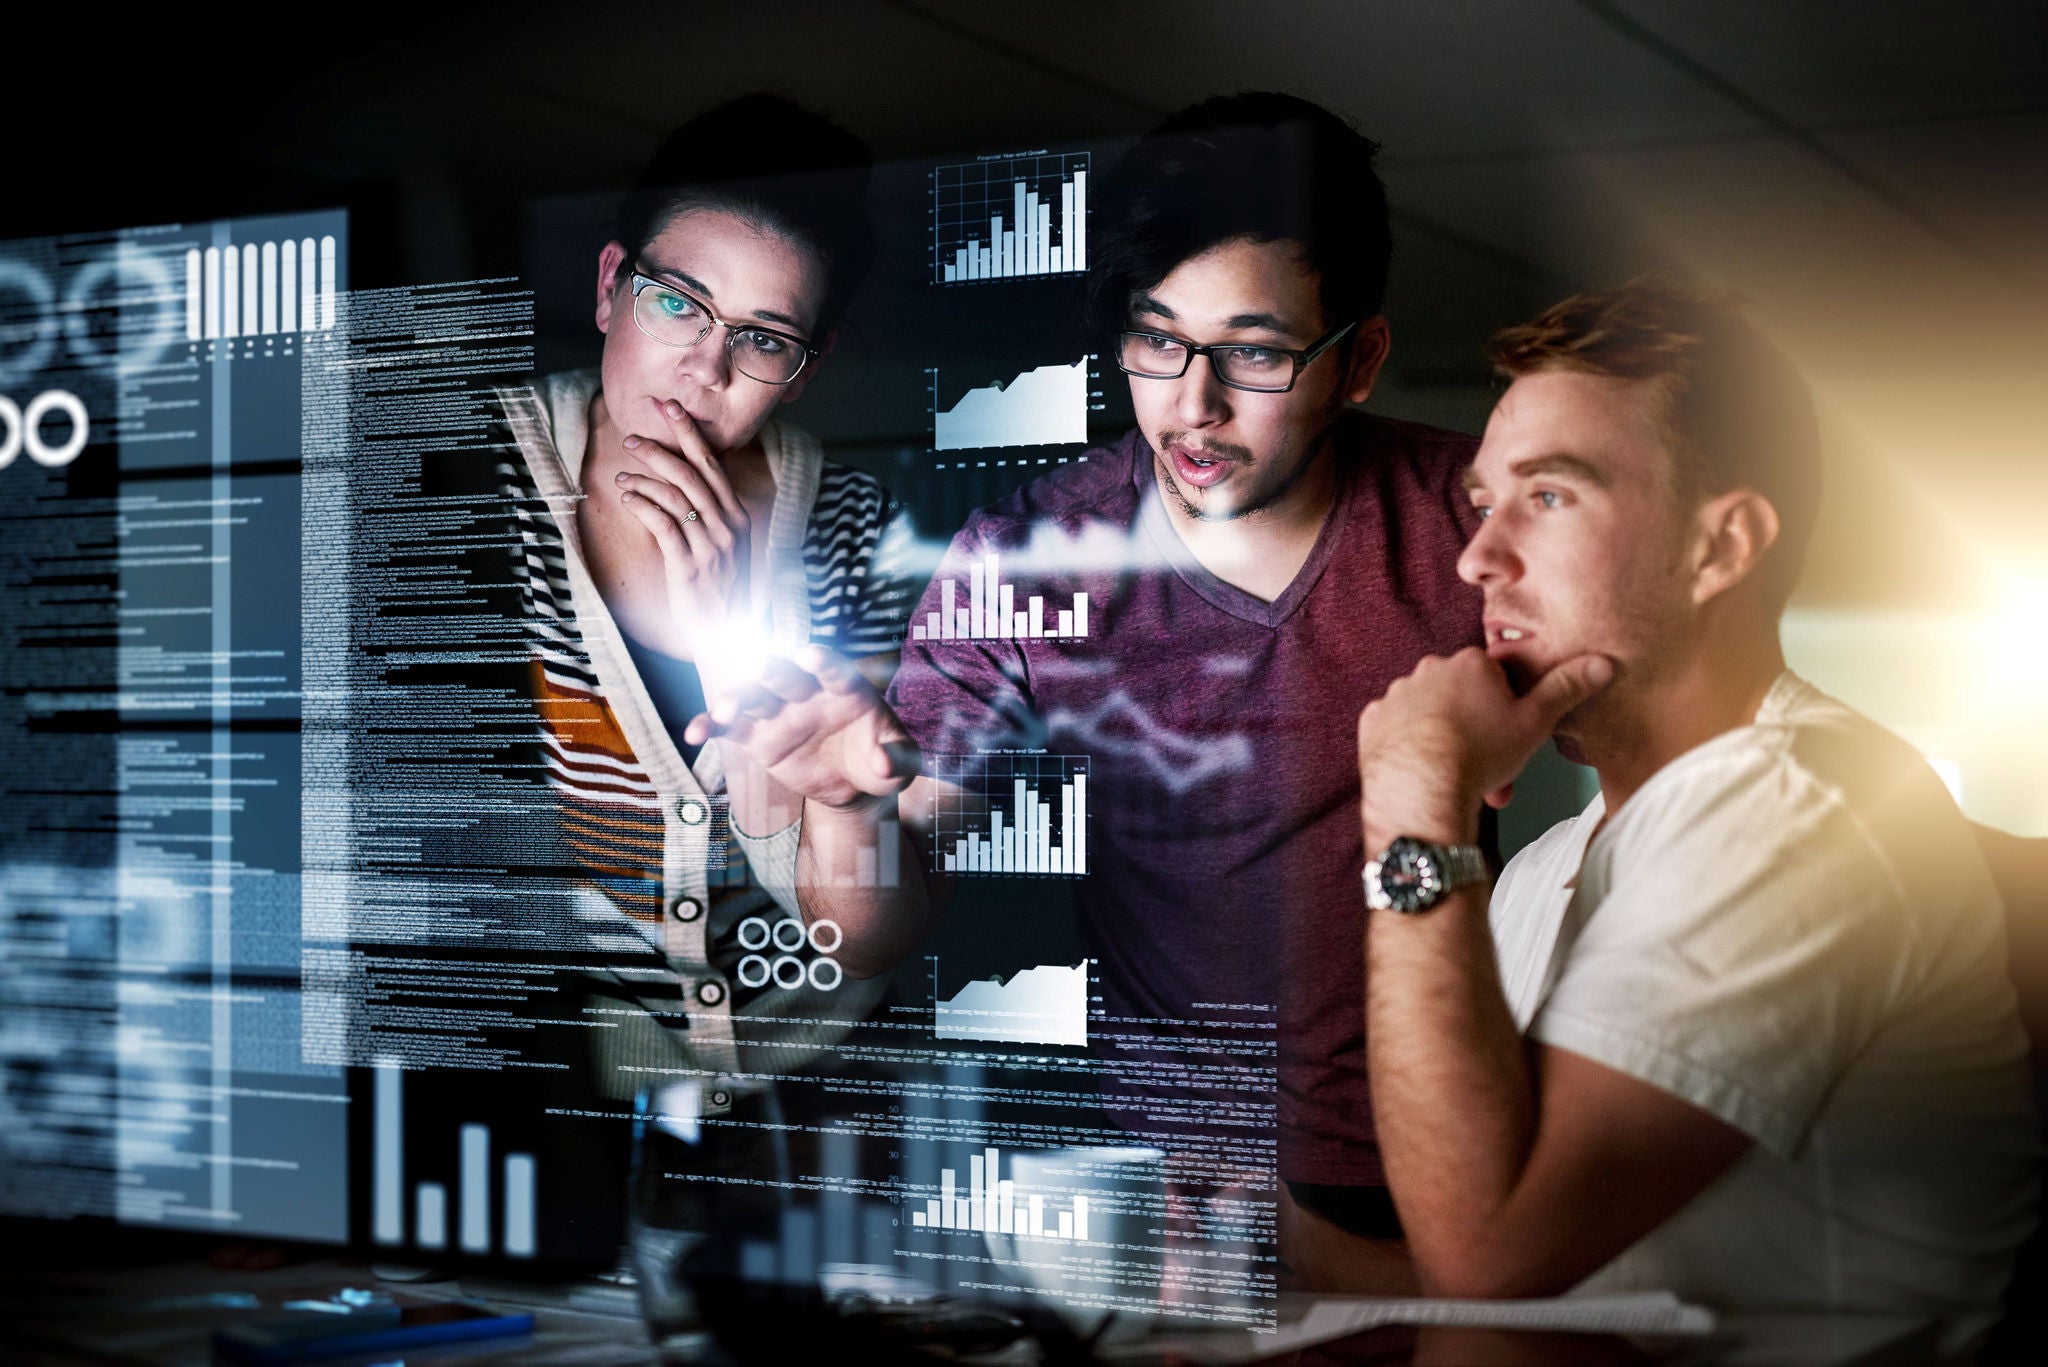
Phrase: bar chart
[
  {"left": 931, "top": 357, "right": 1090, "bottom": 451},
  {"left": 934, "top": 960, "right": 1089, "bottom": 1047},
  {"left": 928, "top": 753, "right": 1089, "bottom": 877},
  {"left": 371, "top": 1061, "right": 536, "bottom": 1259},
  {"left": 805, "top": 816, "right": 903, "bottom": 889},
  {"left": 184, "top": 235, "right": 338, "bottom": 342},
  {"left": 910, "top": 549, "right": 1090, "bottom": 642},
  {"left": 932, "top": 151, "right": 1089, "bottom": 284},
  {"left": 910, "top": 1144, "right": 1090, "bottom": 1240}
]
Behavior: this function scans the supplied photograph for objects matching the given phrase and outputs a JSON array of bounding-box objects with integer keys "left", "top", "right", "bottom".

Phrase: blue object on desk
[{"left": 212, "top": 1300, "right": 534, "bottom": 1363}]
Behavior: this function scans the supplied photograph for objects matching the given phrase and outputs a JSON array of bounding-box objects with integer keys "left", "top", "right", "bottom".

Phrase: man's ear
[
  {"left": 777, "top": 327, "right": 835, "bottom": 407},
  {"left": 595, "top": 241, "right": 629, "bottom": 333},
  {"left": 1691, "top": 488, "right": 1781, "bottom": 606},
  {"left": 1342, "top": 316, "right": 1392, "bottom": 405}
]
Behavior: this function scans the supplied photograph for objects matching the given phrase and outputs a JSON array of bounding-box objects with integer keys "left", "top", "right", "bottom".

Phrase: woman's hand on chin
[{"left": 613, "top": 398, "right": 754, "bottom": 660}]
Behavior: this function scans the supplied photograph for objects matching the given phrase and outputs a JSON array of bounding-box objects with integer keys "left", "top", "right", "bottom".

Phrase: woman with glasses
[{"left": 490, "top": 95, "right": 916, "bottom": 1318}]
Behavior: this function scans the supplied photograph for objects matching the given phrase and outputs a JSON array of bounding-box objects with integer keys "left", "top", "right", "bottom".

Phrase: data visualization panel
[
  {"left": 932, "top": 151, "right": 1089, "bottom": 284},
  {"left": 911, "top": 548, "right": 1090, "bottom": 642},
  {"left": 928, "top": 752, "right": 1090, "bottom": 877},
  {"left": 930, "top": 357, "right": 1091, "bottom": 451},
  {"left": 934, "top": 960, "right": 1090, "bottom": 1047}
]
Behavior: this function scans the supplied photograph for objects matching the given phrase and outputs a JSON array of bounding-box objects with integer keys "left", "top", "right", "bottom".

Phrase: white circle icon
[{"left": 0, "top": 390, "right": 88, "bottom": 470}]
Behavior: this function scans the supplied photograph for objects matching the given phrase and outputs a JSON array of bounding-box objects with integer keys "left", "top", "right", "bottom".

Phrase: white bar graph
[
  {"left": 504, "top": 1153, "right": 537, "bottom": 1258},
  {"left": 416, "top": 1182, "right": 448, "bottom": 1250},
  {"left": 369, "top": 1064, "right": 537, "bottom": 1259},
  {"left": 913, "top": 551, "right": 1089, "bottom": 642},
  {"left": 812, "top": 817, "right": 903, "bottom": 888},
  {"left": 936, "top": 153, "right": 1089, "bottom": 284},
  {"left": 184, "top": 249, "right": 203, "bottom": 340},
  {"left": 203, "top": 248, "right": 220, "bottom": 339},
  {"left": 931, "top": 754, "right": 1089, "bottom": 879},
  {"left": 910, "top": 1145, "right": 1093, "bottom": 1241},
  {"left": 300, "top": 238, "right": 317, "bottom": 334},
  {"left": 280, "top": 242, "right": 297, "bottom": 333},
  {"left": 260, "top": 241, "right": 278, "bottom": 334},
  {"left": 181, "top": 234, "right": 338, "bottom": 345},
  {"left": 240, "top": 243, "right": 259, "bottom": 336},
  {"left": 220, "top": 246, "right": 238, "bottom": 339},
  {"left": 319, "top": 235, "right": 336, "bottom": 329},
  {"left": 373, "top": 1061, "right": 403, "bottom": 1245},
  {"left": 460, "top": 1123, "right": 490, "bottom": 1254}
]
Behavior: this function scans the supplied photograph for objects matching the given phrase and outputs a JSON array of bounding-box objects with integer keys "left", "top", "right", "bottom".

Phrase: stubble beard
[{"left": 1154, "top": 422, "right": 1334, "bottom": 524}]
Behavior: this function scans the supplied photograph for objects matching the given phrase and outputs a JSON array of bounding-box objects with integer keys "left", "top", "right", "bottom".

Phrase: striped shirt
[{"left": 495, "top": 371, "right": 918, "bottom": 1093}]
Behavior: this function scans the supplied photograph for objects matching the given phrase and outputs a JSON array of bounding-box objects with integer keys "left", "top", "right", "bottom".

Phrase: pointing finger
[{"left": 793, "top": 644, "right": 874, "bottom": 699}]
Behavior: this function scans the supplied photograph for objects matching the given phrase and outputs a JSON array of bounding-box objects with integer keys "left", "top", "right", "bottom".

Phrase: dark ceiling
[{"left": 13, "top": 0, "right": 2047, "bottom": 612}]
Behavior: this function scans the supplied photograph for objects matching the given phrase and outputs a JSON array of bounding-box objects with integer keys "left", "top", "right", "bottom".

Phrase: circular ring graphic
[
  {"left": 64, "top": 248, "right": 181, "bottom": 373},
  {"left": 771, "top": 955, "right": 806, "bottom": 990},
  {"left": 735, "top": 954, "right": 771, "bottom": 989},
  {"left": 0, "top": 259, "right": 58, "bottom": 390},
  {"left": 0, "top": 397, "right": 20, "bottom": 469},
  {"left": 770, "top": 918, "right": 807, "bottom": 953},
  {"left": 23, "top": 389, "right": 87, "bottom": 467},
  {"left": 736, "top": 916, "right": 771, "bottom": 951},
  {"left": 806, "top": 918, "right": 843, "bottom": 955},
  {"left": 806, "top": 957, "right": 843, "bottom": 992}
]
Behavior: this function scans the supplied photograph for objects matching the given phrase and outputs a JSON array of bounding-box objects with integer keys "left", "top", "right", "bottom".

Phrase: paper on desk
[
  {"left": 1292, "top": 1290, "right": 1715, "bottom": 1339},
  {"left": 1114, "top": 1291, "right": 1715, "bottom": 1364}
]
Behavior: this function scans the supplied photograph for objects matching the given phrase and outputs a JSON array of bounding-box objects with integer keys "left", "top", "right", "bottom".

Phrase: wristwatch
[{"left": 1363, "top": 836, "right": 1489, "bottom": 914}]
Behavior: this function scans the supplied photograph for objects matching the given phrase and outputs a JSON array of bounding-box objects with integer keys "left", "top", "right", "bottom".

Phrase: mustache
[
  {"left": 1485, "top": 594, "right": 1540, "bottom": 623},
  {"left": 1159, "top": 433, "right": 1253, "bottom": 465}
]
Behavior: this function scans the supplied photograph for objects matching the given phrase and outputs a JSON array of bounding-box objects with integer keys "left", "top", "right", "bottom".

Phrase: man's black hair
[
  {"left": 613, "top": 93, "right": 877, "bottom": 335},
  {"left": 1086, "top": 92, "right": 1390, "bottom": 340}
]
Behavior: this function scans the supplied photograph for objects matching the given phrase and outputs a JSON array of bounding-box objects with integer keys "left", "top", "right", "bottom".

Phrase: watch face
[{"left": 1374, "top": 837, "right": 1441, "bottom": 913}]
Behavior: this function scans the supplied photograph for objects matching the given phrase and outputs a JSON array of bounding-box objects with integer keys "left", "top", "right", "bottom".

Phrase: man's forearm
[
  {"left": 1365, "top": 822, "right": 1539, "bottom": 1296},
  {"left": 797, "top": 792, "right": 944, "bottom": 978}
]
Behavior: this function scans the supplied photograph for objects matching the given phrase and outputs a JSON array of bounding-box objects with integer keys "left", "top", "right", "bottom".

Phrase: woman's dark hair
[
  {"left": 613, "top": 93, "right": 877, "bottom": 335},
  {"left": 1085, "top": 92, "right": 1391, "bottom": 339}
]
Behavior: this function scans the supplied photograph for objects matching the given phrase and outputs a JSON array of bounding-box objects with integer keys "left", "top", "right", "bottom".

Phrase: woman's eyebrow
[{"left": 641, "top": 261, "right": 804, "bottom": 332}]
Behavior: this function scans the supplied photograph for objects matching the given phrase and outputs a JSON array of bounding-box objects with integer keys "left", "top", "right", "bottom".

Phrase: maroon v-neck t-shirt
[{"left": 890, "top": 412, "right": 1484, "bottom": 1184}]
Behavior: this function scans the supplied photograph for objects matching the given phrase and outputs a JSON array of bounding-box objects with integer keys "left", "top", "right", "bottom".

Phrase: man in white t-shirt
[{"left": 1353, "top": 277, "right": 2040, "bottom": 1346}]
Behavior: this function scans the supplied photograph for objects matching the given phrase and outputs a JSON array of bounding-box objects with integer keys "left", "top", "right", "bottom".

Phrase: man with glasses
[{"left": 688, "top": 93, "right": 1483, "bottom": 1290}]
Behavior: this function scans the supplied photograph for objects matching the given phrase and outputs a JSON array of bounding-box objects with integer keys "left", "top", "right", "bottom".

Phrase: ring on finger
[{"left": 682, "top": 510, "right": 699, "bottom": 523}]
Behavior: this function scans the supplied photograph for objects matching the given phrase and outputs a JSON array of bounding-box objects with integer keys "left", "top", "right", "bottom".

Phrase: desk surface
[{"left": 4, "top": 1259, "right": 1935, "bottom": 1367}]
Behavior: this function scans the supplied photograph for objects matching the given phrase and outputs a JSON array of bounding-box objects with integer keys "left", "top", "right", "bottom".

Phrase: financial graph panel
[
  {"left": 932, "top": 151, "right": 1089, "bottom": 285},
  {"left": 928, "top": 752, "right": 1091, "bottom": 877}
]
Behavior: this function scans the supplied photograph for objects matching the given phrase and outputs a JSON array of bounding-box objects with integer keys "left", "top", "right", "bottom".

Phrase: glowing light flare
[
  {"left": 1981, "top": 575, "right": 2048, "bottom": 705},
  {"left": 705, "top": 617, "right": 776, "bottom": 683}
]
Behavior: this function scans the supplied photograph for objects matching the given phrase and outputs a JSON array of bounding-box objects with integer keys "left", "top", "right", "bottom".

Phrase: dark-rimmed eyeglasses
[
  {"left": 627, "top": 266, "right": 818, "bottom": 385},
  {"left": 1116, "top": 319, "right": 1358, "bottom": 393}
]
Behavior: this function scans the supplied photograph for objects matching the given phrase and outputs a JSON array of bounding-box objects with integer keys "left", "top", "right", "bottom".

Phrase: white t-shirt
[{"left": 1491, "top": 672, "right": 2040, "bottom": 1342}]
